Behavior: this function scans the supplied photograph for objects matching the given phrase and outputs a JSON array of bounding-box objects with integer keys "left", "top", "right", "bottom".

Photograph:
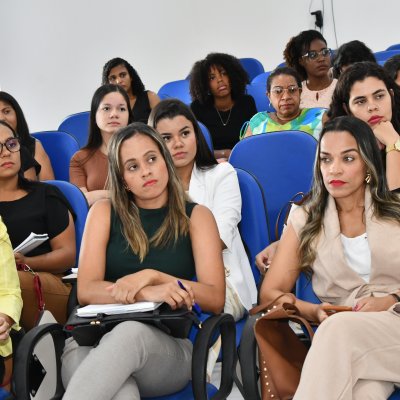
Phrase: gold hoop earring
[{"left": 365, "top": 173, "right": 371, "bottom": 184}]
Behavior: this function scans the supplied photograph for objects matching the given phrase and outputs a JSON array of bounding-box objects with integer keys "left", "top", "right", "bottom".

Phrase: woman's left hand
[
  {"left": 106, "top": 270, "right": 157, "bottom": 304},
  {"left": 354, "top": 295, "right": 396, "bottom": 312},
  {"left": 371, "top": 119, "right": 399, "bottom": 148}
]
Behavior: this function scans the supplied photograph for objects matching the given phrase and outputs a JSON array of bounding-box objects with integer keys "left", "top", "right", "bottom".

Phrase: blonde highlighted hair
[
  {"left": 107, "top": 122, "right": 190, "bottom": 262},
  {"left": 298, "top": 116, "right": 400, "bottom": 275}
]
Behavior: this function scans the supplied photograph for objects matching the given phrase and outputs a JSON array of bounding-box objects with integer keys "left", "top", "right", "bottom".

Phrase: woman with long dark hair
[
  {"left": 69, "top": 84, "right": 132, "bottom": 205},
  {"left": 260, "top": 116, "right": 400, "bottom": 399},
  {"left": 0, "top": 120, "right": 75, "bottom": 330},
  {"left": 0, "top": 91, "right": 54, "bottom": 180},
  {"left": 102, "top": 57, "right": 160, "bottom": 123}
]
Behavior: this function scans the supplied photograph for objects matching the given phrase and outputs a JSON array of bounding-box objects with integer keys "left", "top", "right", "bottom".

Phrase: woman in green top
[
  {"left": 61, "top": 123, "right": 225, "bottom": 400},
  {"left": 243, "top": 67, "right": 325, "bottom": 140}
]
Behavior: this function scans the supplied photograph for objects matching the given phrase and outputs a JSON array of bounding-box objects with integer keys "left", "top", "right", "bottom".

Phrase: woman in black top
[
  {"left": 102, "top": 57, "right": 160, "bottom": 123},
  {"left": 0, "top": 120, "right": 75, "bottom": 330},
  {"left": 0, "top": 91, "right": 54, "bottom": 180},
  {"left": 190, "top": 52, "right": 257, "bottom": 160}
]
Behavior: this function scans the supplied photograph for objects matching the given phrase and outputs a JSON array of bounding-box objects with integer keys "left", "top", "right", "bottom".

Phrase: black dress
[
  {"left": 132, "top": 91, "right": 151, "bottom": 123},
  {"left": 0, "top": 183, "right": 71, "bottom": 256},
  {"left": 191, "top": 95, "right": 257, "bottom": 150}
]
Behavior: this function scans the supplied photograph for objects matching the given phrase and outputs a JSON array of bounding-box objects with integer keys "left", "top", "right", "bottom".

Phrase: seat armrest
[
  {"left": 14, "top": 323, "right": 65, "bottom": 400},
  {"left": 191, "top": 313, "right": 236, "bottom": 400}
]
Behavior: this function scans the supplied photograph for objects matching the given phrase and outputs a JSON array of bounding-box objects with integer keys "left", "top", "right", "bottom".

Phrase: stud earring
[{"left": 365, "top": 173, "right": 371, "bottom": 184}]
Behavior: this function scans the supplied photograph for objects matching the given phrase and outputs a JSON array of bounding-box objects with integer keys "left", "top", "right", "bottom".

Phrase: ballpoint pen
[{"left": 177, "top": 280, "right": 202, "bottom": 316}]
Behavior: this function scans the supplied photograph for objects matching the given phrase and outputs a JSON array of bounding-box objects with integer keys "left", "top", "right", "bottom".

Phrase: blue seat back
[
  {"left": 246, "top": 83, "right": 275, "bottom": 113},
  {"left": 229, "top": 131, "right": 317, "bottom": 241},
  {"left": 158, "top": 80, "right": 191, "bottom": 104},
  {"left": 197, "top": 121, "right": 214, "bottom": 152},
  {"left": 386, "top": 44, "right": 400, "bottom": 51},
  {"left": 251, "top": 70, "right": 271, "bottom": 85},
  {"left": 58, "top": 111, "right": 90, "bottom": 149},
  {"left": 239, "top": 58, "right": 265, "bottom": 82},
  {"left": 46, "top": 180, "right": 88, "bottom": 267},
  {"left": 31, "top": 131, "right": 80, "bottom": 181},
  {"left": 235, "top": 168, "right": 269, "bottom": 285},
  {"left": 374, "top": 50, "right": 400, "bottom": 65}
]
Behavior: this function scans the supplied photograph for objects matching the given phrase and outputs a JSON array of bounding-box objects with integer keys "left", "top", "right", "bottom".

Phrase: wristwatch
[{"left": 386, "top": 138, "right": 400, "bottom": 153}]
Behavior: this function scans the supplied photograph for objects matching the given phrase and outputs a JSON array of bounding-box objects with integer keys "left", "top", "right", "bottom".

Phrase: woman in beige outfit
[{"left": 260, "top": 115, "right": 400, "bottom": 400}]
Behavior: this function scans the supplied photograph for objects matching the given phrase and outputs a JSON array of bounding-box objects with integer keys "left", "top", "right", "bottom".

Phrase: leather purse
[
  {"left": 64, "top": 304, "right": 202, "bottom": 346},
  {"left": 250, "top": 294, "right": 315, "bottom": 400}
]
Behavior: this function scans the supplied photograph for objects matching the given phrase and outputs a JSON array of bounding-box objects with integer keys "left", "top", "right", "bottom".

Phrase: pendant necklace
[{"left": 215, "top": 107, "right": 232, "bottom": 126}]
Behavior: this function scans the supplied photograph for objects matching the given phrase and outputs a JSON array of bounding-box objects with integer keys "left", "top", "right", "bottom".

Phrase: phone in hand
[{"left": 321, "top": 305, "right": 353, "bottom": 316}]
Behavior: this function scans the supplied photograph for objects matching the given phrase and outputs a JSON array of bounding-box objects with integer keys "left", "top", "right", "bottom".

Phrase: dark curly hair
[
  {"left": 102, "top": 57, "right": 145, "bottom": 96},
  {"left": 266, "top": 67, "right": 302, "bottom": 92},
  {"left": 332, "top": 40, "right": 376, "bottom": 79},
  {"left": 149, "top": 99, "right": 217, "bottom": 170},
  {"left": 383, "top": 55, "right": 400, "bottom": 82},
  {"left": 283, "top": 30, "right": 327, "bottom": 81},
  {"left": 0, "top": 91, "right": 35, "bottom": 155},
  {"left": 328, "top": 61, "right": 400, "bottom": 133},
  {"left": 189, "top": 53, "right": 249, "bottom": 104}
]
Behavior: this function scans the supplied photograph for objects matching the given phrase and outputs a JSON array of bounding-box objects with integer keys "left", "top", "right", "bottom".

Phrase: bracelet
[{"left": 390, "top": 293, "right": 400, "bottom": 303}]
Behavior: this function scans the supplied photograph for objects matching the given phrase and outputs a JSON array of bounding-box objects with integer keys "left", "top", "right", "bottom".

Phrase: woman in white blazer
[{"left": 150, "top": 99, "right": 257, "bottom": 320}]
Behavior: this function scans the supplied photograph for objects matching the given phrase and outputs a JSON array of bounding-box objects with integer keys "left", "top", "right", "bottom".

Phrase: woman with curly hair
[
  {"left": 190, "top": 53, "right": 257, "bottom": 160},
  {"left": 328, "top": 61, "right": 400, "bottom": 191},
  {"left": 102, "top": 57, "right": 160, "bottom": 123},
  {"left": 284, "top": 30, "right": 337, "bottom": 108}
]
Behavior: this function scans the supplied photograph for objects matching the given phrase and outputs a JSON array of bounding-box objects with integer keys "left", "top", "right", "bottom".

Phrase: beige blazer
[{"left": 289, "top": 190, "right": 400, "bottom": 306}]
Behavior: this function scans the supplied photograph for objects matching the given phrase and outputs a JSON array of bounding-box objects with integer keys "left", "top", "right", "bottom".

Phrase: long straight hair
[
  {"left": 298, "top": 116, "right": 400, "bottom": 274},
  {"left": 107, "top": 122, "right": 190, "bottom": 261}
]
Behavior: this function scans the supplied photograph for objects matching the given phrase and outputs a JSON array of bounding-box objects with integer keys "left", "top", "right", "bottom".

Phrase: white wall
[{"left": 1, "top": 0, "right": 399, "bottom": 131}]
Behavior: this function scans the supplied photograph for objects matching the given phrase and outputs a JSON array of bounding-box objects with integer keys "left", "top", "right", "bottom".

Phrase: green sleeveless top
[{"left": 105, "top": 202, "right": 197, "bottom": 282}]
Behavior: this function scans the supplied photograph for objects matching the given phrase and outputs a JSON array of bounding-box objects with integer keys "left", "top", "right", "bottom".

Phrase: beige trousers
[{"left": 293, "top": 305, "right": 400, "bottom": 400}]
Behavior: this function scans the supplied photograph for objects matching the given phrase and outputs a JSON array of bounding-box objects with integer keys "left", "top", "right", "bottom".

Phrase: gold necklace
[{"left": 215, "top": 107, "right": 232, "bottom": 126}]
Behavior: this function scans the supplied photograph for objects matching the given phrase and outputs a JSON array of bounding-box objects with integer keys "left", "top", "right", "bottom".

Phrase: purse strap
[
  {"left": 250, "top": 293, "right": 296, "bottom": 315},
  {"left": 17, "top": 264, "right": 45, "bottom": 324},
  {"left": 275, "top": 192, "right": 307, "bottom": 240}
]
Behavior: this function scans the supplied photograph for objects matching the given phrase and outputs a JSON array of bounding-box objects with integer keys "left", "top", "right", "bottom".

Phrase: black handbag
[{"left": 64, "top": 304, "right": 202, "bottom": 346}]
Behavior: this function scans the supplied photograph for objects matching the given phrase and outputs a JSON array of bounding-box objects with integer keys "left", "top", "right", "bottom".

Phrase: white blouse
[{"left": 340, "top": 233, "right": 371, "bottom": 283}]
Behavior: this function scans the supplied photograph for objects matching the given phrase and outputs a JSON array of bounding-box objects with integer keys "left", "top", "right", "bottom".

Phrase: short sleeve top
[
  {"left": 69, "top": 148, "right": 108, "bottom": 191},
  {"left": 191, "top": 95, "right": 257, "bottom": 150},
  {"left": 248, "top": 108, "right": 325, "bottom": 140},
  {"left": 300, "top": 79, "right": 337, "bottom": 109},
  {"left": 105, "top": 203, "right": 197, "bottom": 282},
  {"left": 0, "top": 183, "right": 72, "bottom": 256}
]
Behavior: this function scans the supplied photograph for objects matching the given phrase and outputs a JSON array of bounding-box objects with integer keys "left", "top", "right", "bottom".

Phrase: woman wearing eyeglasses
[
  {"left": 243, "top": 67, "right": 325, "bottom": 139},
  {"left": 284, "top": 30, "right": 337, "bottom": 109},
  {"left": 0, "top": 121, "right": 76, "bottom": 330}
]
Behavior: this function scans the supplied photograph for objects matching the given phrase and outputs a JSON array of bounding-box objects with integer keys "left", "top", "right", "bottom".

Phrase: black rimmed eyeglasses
[
  {"left": 0, "top": 138, "right": 21, "bottom": 155},
  {"left": 302, "top": 48, "right": 331, "bottom": 61}
]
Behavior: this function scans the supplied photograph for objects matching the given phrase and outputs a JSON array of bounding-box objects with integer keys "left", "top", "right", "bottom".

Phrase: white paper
[
  {"left": 14, "top": 232, "right": 49, "bottom": 255},
  {"left": 76, "top": 302, "right": 163, "bottom": 317}
]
